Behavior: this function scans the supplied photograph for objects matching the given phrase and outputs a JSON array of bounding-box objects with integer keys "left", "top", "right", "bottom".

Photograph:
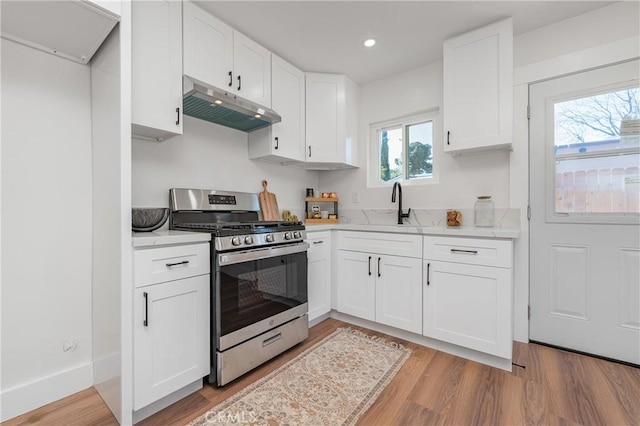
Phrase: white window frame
[
  {"left": 545, "top": 82, "right": 640, "bottom": 225},
  {"left": 367, "top": 109, "right": 440, "bottom": 188}
]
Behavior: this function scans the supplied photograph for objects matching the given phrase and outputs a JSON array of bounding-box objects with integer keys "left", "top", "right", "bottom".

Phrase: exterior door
[{"left": 529, "top": 60, "right": 640, "bottom": 365}]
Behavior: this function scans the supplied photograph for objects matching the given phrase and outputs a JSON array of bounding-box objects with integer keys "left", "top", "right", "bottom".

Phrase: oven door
[{"left": 216, "top": 242, "right": 308, "bottom": 351}]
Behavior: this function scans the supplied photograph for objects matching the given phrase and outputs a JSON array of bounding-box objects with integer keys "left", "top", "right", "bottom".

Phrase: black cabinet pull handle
[
  {"left": 368, "top": 256, "right": 372, "bottom": 276},
  {"left": 450, "top": 249, "right": 478, "bottom": 255},
  {"left": 313, "top": 240, "right": 324, "bottom": 245},
  {"left": 377, "top": 257, "right": 381, "bottom": 277},
  {"left": 228, "top": 71, "right": 233, "bottom": 87},
  {"left": 176, "top": 107, "right": 180, "bottom": 126},
  {"left": 275, "top": 137, "right": 279, "bottom": 150},
  {"left": 426, "top": 263, "right": 431, "bottom": 286},
  {"left": 237, "top": 75, "right": 241, "bottom": 91},
  {"left": 308, "top": 146, "right": 312, "bottom": 157},
  {"left": 143, "top": 292, "right": 149, "bottom": 327},
  {"left": 447, "top": 130, "right": 450, "bottom": 145},
  {"left": 166, "top": 260, "right": 190, "bottom": 267}
]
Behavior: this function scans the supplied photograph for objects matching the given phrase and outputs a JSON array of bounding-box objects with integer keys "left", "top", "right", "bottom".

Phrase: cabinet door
[
  {"left": 375, "top": 255, "right": 422, "bottom": 334},
  {"left": 270, "top": 55, "right": 305, "bottom": 161},
  {"left": 307, "top": 233, "right": 331, "bottom": 322},
  {"left": 443, "top": 18, "right": 512, "bottom": 153},
  {"left": 183, "top": 1, "right": 233, "bottom": 90},
  {"left": 305, "top": 73, "right": 344, "bottom": 163},
  {"left": 233, "top": 31, "right": 271, "bottom": 107},
  {"left": 336, "top": 250, "right": 375, "bottom": 321},
  {"left": 133, "top": 275, "right": 210, "bottom": 410},
  {"left": 423, "top": 261, "right": 511, "bottom": 358},
  {"left": 132, "top": 0, "right": 183, "bottom": 140}
]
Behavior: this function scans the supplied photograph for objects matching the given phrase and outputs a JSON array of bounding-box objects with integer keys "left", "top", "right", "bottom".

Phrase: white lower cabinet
[
  {"left": 376, "top": 255, "right": 423, "bottom": 334},
  {"left": 336, "top": 250, "right": 376, "bottom": 321},
  {"left": 307, "top": 231, "right": 332, "bottom": 322},
  {"left": 133, "top": 242, "right": 210, "bottom": 411},
  {"left": 423, "top": 236, "right": 513, "bottom": 358},
  {"left": 336, "top": 237, "right": 422, "bottom": 334}
]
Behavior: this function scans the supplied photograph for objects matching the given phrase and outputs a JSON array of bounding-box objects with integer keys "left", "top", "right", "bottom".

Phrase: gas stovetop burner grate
[
  {"left": 175, "top": 221, "right": 302, "bottom": 230},
  {"left": 172, "top": 221, "right": 305, "bottom": 237}
]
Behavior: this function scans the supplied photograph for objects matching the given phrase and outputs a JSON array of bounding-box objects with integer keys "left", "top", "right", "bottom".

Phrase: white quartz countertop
[
  {"left": 132, "top": 230, "right": 211, "bottom": 248},
  {"left": 305, "top": 223, "right": 519, "bottom": 239}
]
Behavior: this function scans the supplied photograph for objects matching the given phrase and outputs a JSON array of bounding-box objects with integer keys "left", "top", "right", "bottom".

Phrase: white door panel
[{"left": 529, "top": 60, "right": 640, "bottom": 365}]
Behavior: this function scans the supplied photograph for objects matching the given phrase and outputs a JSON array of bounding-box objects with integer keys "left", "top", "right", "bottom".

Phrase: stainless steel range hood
[{"left": 183, "top": 76, "right": 281, "bottom": 132}]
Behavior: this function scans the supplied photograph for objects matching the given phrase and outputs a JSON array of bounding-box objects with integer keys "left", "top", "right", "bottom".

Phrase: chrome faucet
[{"left": 391, "top": 182, "right": 411, "bottom": 225}]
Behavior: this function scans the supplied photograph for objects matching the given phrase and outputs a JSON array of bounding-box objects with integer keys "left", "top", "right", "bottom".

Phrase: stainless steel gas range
[{"left": 169, "top": 188, "right": 309, "bottom": 386}]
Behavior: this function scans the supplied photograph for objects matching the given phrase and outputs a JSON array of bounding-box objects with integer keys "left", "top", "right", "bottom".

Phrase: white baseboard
[
  {"left": 132, "top": 379, "right": 202, "bottom": 424},
  {"left": 309, "top": 312, "right": 331, "bottom": 328},
  {"left": 0, "top": 362, "right": 94, "bottom": 422},
  {"left": 330, "top": 311, "right": 513, "bottom": 372}
]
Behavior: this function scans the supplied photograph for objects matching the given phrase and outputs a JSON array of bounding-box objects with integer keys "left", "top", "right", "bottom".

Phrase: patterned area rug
[{"left": 188, "top": 327, "right": 411, "bottom": 425}]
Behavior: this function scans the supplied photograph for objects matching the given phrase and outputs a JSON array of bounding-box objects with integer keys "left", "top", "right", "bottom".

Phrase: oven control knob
[
  {"left": 265, "top": 234, "right": 275, "bottom": 243},
  {"left": 244, "top": 236, "right": 254, "bottom": 245},
  {"left": 284, "top": 232, "right": 292, "bottom": 240},
  {"left": 293, "top": 231, "right": 301, "bottom": 239},
  {"left": 231, "top": 236, "right": 241, "bottom": 246}
]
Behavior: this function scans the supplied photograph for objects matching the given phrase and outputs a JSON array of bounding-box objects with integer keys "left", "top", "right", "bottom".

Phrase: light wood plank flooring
[{"left": 4, "top": 318, "right": 639, "bottom": 425}]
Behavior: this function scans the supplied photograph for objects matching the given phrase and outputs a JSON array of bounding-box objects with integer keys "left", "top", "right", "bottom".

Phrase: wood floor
[{"left": 4, "top": 318, "right": 639, "bottom": 426}]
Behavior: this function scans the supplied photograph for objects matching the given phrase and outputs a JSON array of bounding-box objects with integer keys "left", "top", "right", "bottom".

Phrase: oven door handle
[{"left": 218, "top": 242, "right": 309, "bottom": 266}]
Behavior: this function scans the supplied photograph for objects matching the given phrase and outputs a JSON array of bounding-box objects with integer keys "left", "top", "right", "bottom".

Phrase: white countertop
[
  {"left": 132, "top": 230, "right": 211, "bottom": 248},
  {"left": 305, "top": 223, "right": 519, "bottom": 239}
]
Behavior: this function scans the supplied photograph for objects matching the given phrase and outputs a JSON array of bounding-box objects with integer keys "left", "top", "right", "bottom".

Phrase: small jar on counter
[{"left": 474, "top": 196, "right": 494, "bottom": 227}]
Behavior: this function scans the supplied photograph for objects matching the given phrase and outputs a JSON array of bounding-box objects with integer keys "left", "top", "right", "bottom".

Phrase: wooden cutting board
[{"left": 259, "top": 180, "right": 280, "bottom": 221}]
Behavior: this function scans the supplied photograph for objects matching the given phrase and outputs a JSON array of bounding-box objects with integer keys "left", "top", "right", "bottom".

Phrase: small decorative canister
[{"left": 474, "top": 196, "right": 495, "bottom": 227}]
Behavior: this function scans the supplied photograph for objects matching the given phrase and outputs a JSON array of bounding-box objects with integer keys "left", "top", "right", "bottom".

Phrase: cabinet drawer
[
  {"left": 424, "top": 236, "right": 512, "bottom": 268},
  {"left": 338, "top": 231, "right": 422, "bottom": 258},
  {"left": 134, "top": 243, "right": 210, "bottom": 287}
]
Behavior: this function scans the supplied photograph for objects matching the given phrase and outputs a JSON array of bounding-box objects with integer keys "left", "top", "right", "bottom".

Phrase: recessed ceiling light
[{"left": 363, "top": 38, "right": 376, "bottom": 47}]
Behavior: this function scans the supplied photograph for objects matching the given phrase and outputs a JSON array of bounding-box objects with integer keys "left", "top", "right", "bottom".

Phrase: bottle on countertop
[{"left": 474, "top": 196, "right": 495, "bottom": 227}]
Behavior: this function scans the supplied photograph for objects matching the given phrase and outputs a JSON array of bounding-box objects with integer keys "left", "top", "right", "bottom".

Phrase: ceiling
[{"left": 195, "top": 1, "right": 615, "bottom": 85}]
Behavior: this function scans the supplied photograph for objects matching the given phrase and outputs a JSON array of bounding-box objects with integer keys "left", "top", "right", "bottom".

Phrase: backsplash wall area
[{"left": 132, "top": 116, "right": 319, "bottom": 218}]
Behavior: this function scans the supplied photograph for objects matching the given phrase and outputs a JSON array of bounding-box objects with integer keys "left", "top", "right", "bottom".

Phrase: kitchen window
[
  {"left": 551, "top": 86, "right": 640, "bottom": 219},
  {"left": 368, "top": 110, "right": 438, "bottom": 187}
]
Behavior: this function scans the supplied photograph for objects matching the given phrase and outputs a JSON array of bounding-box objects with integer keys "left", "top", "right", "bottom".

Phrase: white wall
[
  {"left": 514, "top": 2, "right": 640, "bottom": 69},
  {"left": 132, "top": 116, "right": 319, "bottom": 214},
  {"left": 318, "top": 61, "right": 511, "bottom": 212},
  {"left": 91, "top": 24, "right": 130, "bottom": 424},
  {"left": 1, "top": 40, "right": 93, "bottom": 420}
]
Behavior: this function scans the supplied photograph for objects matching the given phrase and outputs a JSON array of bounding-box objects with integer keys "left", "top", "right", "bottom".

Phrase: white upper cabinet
[
  {"left": 249, "top": 55, "right": 305, "bottom": 163},
  {"left": 0, "top": 1, "right": 118, "bottom": 65},
  {"left": 183, "top": 1, "right": 271, "bottom": 107},
  {"left": 305, "top": 73, "right": 358, "bottom": 169},
  {"left": 183, "top": 1, "right": 233, "bottom": 91},
  {"left": 443, "top": 18, "right": 513, "bottom": 154},
  {"left": 233, "top": 31, "right": 272, "bottom": 108},
  {"left": 132, "top": 0, "right": 183, "bottom": 141}
]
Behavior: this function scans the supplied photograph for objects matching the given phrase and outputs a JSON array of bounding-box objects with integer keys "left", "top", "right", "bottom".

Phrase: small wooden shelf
[
  {"left": 305, "top": 196, "right": 339, "bottom": 222},
  {"left": 305, "top": 218, "right": 340, "bottom": 224},
  {"left": 305, "top": 197, "right": 339, "bottom": 202}
]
